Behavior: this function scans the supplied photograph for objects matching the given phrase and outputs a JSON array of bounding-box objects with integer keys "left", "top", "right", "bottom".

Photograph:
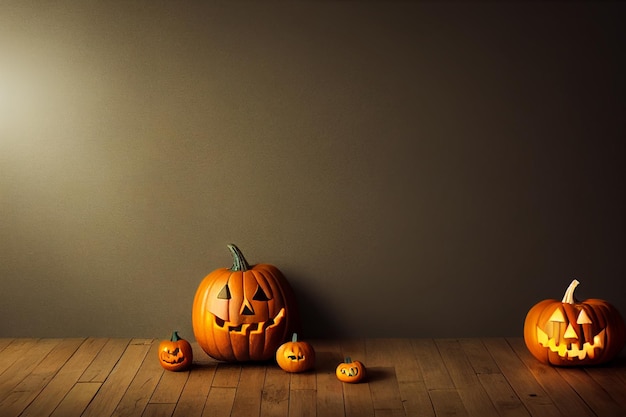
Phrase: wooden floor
[{"left": 0, "top": 338, "right": 625, "bottom": 417}]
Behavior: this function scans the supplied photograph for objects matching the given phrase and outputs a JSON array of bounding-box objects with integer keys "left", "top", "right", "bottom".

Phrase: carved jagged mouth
[
  {"left": 536, "top": 327, "right": 605, "bottom": 360},
  {"left": 341, "top": 368, "right": 359, "bottom": 377},
  {"left": 161, "top": 349, "right": 185, "bottom": 364},
  {"left": 214, "top": 308, "right": 285, "bottom": 334}
]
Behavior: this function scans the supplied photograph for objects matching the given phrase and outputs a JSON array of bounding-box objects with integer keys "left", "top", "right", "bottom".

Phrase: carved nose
[{"left": 241, "top": 305, "right": 254, "bottom": 315}]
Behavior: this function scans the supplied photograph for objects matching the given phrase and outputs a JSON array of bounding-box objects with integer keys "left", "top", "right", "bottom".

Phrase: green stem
[
  {"left": 227, "top": 244, "right": 250, "bottom": 272},
  {"left": 345, "top": 357, "right": 352, "bottom": 363},
  {"left": 292, "top": 333, "right": 298, "bottom": 342},
  {"left": 171, "top": 331, "right": 181, "bottom": 342}
]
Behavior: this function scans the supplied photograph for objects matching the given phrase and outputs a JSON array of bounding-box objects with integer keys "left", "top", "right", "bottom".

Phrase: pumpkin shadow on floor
[{"left": 362, "top": 367, "right": 394, "bottom": 383}]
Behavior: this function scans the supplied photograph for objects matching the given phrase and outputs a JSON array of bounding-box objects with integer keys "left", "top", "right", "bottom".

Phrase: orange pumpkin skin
[
  {"left": 336, "top": 357, "right": 366, "bottom": 383},
  {"left": 524, "top": 280, "right": 626, "bottom": 366},
  {"left": 159, "top": 331, "right": 193, "bottom": 371},
  {"left": 192, "top": 244, "right": 299, "bottom": 362},
  {"left": 276, "top": 333, "right": 315, "bottom": 373}
]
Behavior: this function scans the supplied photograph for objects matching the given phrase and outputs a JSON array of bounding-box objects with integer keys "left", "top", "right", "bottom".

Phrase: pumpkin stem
[
  {"left": 561, "top": 279, "right": 580, "bottom": 304},
  {"left": 171, "top": 331, "right": 181, "bottom": 342},
  {"left": 292, "top": 333, "right": 298, "bottom": 342},
  {"left": 345, "top": 357, "right": 352, "bottom": 364},
  {"left": 227, "top": 244, "right": 250, "bottom": 272}
]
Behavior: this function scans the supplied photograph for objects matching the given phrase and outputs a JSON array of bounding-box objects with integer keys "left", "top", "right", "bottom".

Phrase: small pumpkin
[
  {"left": 276, "top": 333, "right": 315, "bottom": 373},
  {"left": 192, "top": 244, "right": 299, "bottom": 362},
  {"left": 158, "top": 331, "right": 193, "bottom": 371},
  {"left": 336, "top": 357, "right": 366, "bottom": 383},
  {"left": 524, "top": 279, "right": 626, "bottom": 366}
]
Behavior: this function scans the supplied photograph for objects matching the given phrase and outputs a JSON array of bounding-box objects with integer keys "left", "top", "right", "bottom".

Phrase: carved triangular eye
[
  {"left": 577, "top": 309, "right": 592, "bottom": 324},
  {"left": 549, "top": 308, "right": 565, "bottom": 322},
  {"left": 563, "top": 324, "right": 578, "bottom": 338},
  {"left": 252, "top": 286, "right": 270, "bottom": 301},
  {"left": 218, "top": 285, "right": 231, "bottom": 300}
]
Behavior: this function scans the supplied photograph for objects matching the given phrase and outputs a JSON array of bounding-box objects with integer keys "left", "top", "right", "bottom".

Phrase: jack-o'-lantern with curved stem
[
  {"left": 524, "top": 279, "right": 626, "bottom": 366},
  {"left": 192, "top": 244, "right": 299, "bottom": 362}
]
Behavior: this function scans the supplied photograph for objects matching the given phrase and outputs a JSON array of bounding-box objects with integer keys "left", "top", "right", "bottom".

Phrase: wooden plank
[
  {"left": 190, "top": 341, "right": 220, "bottom": 366},
  {"left": 79, "top": 338, "right": 130, "bottom": 382},
  {"left": 340, "top": 338, "right": 374, "bottom": 417},
  {"left": 0, "top": 339, "right": 14, "bottom": 355},
  {"left": 378, "top": 411, "right": 408, "bottom": 417},
  {"left": 312, "top": 339, "right": 344, "bottom": 369},
  {"left": 20, "top": 338, "right": 108, "bottom": 417},
  {"left": 0, "top": 338, "right": 61, "bottom": 403},
  {"left": 556, "top": 366, "right": 626, "bottom": 417},
  {"left": 211, "top": 363, "right": 241, "bottom": 387},
  {"left": 367, "top": 339, "right": 432, "bottom": 417},
  {"left": 142, "top": 403, "right": 177, "bottom": 417},
  {"left": 343, "top": 378, "right": 375, "bottom": 417},
  {"left": 230, "top": 364, "right": 266, "bottom": 417},
  {"left": 289, "top": 389, "right": 316, "bottom": 417},
  {"left": 0, "top": 338, "right": 84, "bottom": 417},
  {"left": 261, "top": 366, "right": 290, "bottom": 416},
  {"left": 429, "top": 389, "right": 468, "bottom": 417},
  {"left": 506, "top": 337, "right": 594, "bottom": 417},
  {"left": 398, "top": 381, "right": 434, "bottom": 417},
  {"left": 435, "top": 339, "right": 500, "bottom": 417},
  {"left": 172, "top": 364, "right": 216, "bottom": 417},
  {"left": 0, "top": 339, "right": 37, "bottom": 376},
  {"left": 477, "top": 373, "right": 532, "bottom": 417},
  {"left": 583, "top": 357, "right": 626, "bottom": 409},
  {"left": 458, "top": 338, "right": 500, "bottom": 374},
  {"left": 8, "top": 336, "right": 626, "bottom": 417},
  {"left": 368, "top": 367, "right": 404, "bottom": 413},
  {"left": 482, "top": 338, "right": 562, "bottom": 417},
  {"left": 412, "top": 339, "right": 454, "bottom": 390},
  {"left": 81, "top": 340, "right": 152, "bottom": 417},
  {"left": 149, "top": 369, "right": 189, "bottom": 404},
  {"left": 376, "top": 339, "right": 422, "bottom": 383},
  {"left": 202, "top": 386, "right": 236, "bottom": 417},
  {"left": 375, "top": 410, "right": 408, "bottom": 417},
  {"left": 290, "top": 368, "right": 316, "bottom": 391},
  {"left": 49, "top": 382, "right": 101, "bottom": 417},
  {"left": 366, "top": 338, "right": 398, "bottom": 367},
  {"left": 111, "top": 340, "right": 164, "bottom": 417},
  {"left": 313, "top": 339, "right": 345, "bottom": 417}
]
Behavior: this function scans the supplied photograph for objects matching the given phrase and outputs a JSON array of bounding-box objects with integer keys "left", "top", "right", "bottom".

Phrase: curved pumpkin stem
[
  {"left": 227, "top": 244, "right": 250, "bottom": 272},
  {"left": 171, "top": 331, "right": 181, "bottom": 342},
  {"left": 561, "top": 279, "right": 580, "bottom": 304}
]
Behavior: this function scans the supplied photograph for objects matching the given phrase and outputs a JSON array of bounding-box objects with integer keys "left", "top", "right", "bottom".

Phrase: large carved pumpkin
[
  {"left": 524, "top": 279, "right": 626, "bottom": 366},
  {"left": 192, "top": 244, "right": 299, "bottom": 362}
]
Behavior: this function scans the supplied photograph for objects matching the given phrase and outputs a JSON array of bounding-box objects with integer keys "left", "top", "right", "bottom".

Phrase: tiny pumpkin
[
  {"left": 276, "top": 333, "right": 315, "bottom": 373},
  {"left": 158, "top": 331, "right": 193, "bottom": 371},
  {"left": 336, "top": 357, "right": 366, "bottom": 383},
  {"left": 524, "top": 279, "right": 626, "bottom": 366}
]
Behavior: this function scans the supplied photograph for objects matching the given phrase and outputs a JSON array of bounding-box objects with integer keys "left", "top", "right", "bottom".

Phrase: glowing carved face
[
  {"left": 536, "top": 306, "right": 605, "bottom": 361},
  {"left": 524, "top": 279, "right": 626, "bottom": 366}
]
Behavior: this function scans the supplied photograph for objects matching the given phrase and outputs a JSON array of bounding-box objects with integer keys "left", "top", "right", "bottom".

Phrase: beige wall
[{"left": 1, "top": 1, "right": 625, "bottom": 339}]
